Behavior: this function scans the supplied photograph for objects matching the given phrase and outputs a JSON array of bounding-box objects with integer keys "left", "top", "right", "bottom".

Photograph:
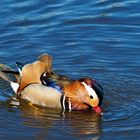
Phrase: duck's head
[{"left": 63, "top": 78, "right": 104, "bottom": 114}]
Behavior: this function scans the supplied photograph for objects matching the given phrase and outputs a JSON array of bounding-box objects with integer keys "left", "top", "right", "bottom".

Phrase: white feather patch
[
  {"left": 17, "top": 68, "right": 22, "bottom": 76},
  {"left": 10, "top": 82, "right": 19, "bottom": 93},
  {"left": 82, "top": 82, "right": 98, "bottom": 100}
]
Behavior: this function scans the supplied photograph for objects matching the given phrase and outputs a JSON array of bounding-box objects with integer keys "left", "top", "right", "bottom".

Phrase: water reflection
[
  {"left": 18, "top": 101, "right": 102, "bottom": 135},
  {"left": 64, "top": 112, "right": 102, "bottom": 135}
]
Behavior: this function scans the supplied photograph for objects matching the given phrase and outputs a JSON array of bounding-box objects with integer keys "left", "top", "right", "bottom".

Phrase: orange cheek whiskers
[
  {"left": 71, "top": 101, "right": 89, "bottom": 110},
  {"left": 63, "top": 81, "right": 93, "bottom": 110}
]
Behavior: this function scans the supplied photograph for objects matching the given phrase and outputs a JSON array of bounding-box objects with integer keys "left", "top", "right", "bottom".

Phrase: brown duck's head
[{"left": 63, "top": 78, "right": 104, "bottom": 114}]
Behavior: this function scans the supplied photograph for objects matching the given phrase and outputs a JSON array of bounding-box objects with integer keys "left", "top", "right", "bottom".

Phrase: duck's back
[{"left": 41, "top": 72, "right": 73, "bottom": 89}]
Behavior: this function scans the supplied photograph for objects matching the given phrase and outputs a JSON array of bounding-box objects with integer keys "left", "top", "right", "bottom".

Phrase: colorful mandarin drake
[{"left": 0, "top": 54, "right": 104, "bottom": 114}]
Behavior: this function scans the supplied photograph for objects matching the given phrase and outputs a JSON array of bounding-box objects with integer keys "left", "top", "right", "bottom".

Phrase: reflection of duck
[
  {"left": 20, "top": 104, "right": 102, "bottom": 137},
  {"left": 0, "top": 54, "right": 104, "bottom": 114},
  {"left": 14, "top": 102, "right": 102, "bottom": 139}
]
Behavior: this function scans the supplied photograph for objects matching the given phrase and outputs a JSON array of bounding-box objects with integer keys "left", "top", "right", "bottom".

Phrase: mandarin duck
[{"left": 0, "top": 54, "right": 104, "bottom": 114}]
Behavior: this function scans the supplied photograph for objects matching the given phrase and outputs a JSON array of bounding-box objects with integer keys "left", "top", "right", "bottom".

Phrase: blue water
[{"left": 0, "top": 0, "right": 140, "bottom": 139}]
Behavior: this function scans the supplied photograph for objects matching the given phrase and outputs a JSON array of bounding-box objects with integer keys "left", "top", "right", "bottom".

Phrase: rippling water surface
[{"left": 0, "top": 0, "right": 140, "bottom": 139}]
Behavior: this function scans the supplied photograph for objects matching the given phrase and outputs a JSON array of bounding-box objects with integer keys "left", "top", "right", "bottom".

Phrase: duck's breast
[{"left": 20, "top": 84, "right": 62, "bottom": 108}]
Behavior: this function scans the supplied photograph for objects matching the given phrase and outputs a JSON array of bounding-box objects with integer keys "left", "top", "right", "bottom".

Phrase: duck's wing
[
  {"left": 0, "top": 64, "right": 20, "bottom": 93},
  {"left": 0, "top": 64, "right": 20, "bottom": 83},
  {"left": 17, "top": 61, "right": 46, "bottom": 93},
  {"left": 18, "top": 54, "right": 53, "bottom": 93}
]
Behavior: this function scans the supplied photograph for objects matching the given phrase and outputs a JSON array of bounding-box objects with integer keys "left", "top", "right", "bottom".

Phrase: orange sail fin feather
[
  {"left": 38, "top": 54, "right": 52, "bottom": 73},
  {"left": 18, "top": 54, "right": 53, "bottom": 93},
  {"left": 17, "top": 61, "right": 46, "bottom": 93}
]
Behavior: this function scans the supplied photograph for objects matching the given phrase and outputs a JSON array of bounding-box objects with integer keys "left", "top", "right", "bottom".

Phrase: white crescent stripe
[{"left": 62, "top": 94, "right": 66, "bottom": 110}]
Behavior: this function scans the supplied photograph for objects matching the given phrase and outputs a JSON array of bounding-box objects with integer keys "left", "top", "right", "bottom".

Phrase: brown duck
[{"left": 0, "top": 54, "right": 104, "bottom": 114}]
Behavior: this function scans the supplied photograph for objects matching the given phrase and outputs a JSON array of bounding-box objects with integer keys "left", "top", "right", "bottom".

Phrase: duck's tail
[{"left": 0, "top": 64, "right": 20, "bottom": 93}]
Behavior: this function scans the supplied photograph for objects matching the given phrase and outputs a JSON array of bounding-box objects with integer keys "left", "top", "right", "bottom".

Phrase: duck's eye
[{"left": 90, "top": 95, "right": 94, "bottom": 99}]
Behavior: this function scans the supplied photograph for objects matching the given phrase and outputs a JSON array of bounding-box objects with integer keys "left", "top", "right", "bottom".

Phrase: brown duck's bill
[{"left": 93, "top": 106, "right": 103, "bottom": 115}]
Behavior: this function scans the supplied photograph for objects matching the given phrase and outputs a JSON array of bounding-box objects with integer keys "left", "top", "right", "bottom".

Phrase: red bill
[{"left": 93, "top": 106, "right": 103, "bottom": 115}]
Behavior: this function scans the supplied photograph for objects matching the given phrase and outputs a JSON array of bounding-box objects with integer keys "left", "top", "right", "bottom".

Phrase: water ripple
[{"left": 0, "top": 0, "right": 140, "bottom": 139}]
